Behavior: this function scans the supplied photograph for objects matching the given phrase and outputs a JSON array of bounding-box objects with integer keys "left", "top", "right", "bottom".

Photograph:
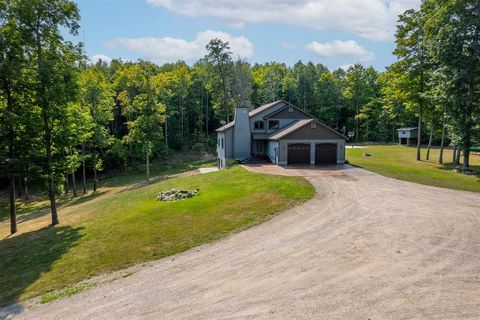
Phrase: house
[
  {"left": 397, "top": 127, "right": 418, "bottom": 146},
  {"left": 216, "top": 100, "right": 346, "bottom": 169}
]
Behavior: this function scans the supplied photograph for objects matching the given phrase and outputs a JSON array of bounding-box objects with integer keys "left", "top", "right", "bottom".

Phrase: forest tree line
[{"left": 1, "top": 0, "right": 479, "bottom": 234}]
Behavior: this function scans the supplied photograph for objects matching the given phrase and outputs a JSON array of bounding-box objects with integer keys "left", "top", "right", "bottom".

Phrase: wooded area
[{"left": 1, "top": 0, "right": 479, "bottom": 234}]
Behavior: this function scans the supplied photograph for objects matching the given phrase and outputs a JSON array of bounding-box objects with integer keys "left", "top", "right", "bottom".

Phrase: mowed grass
[
  {"left": 0, "top": 167, "right": 314, "bottom": 307},
  {"left": 347, "top": 145, "right": 480, "bottom": 192}
]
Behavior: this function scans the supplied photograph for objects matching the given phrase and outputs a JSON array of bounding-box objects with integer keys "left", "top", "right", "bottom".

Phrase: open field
[
  {"left": 0, "top": 166, "right": 314, "bottom": 307},
  {"left": 347, "top": 145, "right": 480, "bottom": 193}
]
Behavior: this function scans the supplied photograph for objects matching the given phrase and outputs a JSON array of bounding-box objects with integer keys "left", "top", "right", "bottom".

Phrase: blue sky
[{"left": 74, "top": 0, "right": 420, "bottom": 71}]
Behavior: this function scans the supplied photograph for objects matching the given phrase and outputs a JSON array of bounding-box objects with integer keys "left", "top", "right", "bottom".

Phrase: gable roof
[
  {"left": 269, "top": 119, "right": 347, "bottom": 140},
  {"left": 215, "top": 121, "right": 234, "bottom": 132},
  {"left": 248, "top": 100, "right": 286, "bottom": 117},
  {"left": 269, "top": 119, "right": 313, "bottom": 140},
  {"left": 262, "top": 102, "right": 309, "bottom": 120}
]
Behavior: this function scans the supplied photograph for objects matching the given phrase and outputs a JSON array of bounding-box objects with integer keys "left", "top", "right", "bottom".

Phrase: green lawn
[
  {"left": 0, "top": 167, "right": 314, "bottom": 307},
  {"left": 347, "top": 145, "right": 480, "bottom": 192}
]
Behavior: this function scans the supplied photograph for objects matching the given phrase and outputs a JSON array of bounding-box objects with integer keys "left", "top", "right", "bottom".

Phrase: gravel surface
[{"left": 4, "top": 165, "right": 480, "bottom": 320}]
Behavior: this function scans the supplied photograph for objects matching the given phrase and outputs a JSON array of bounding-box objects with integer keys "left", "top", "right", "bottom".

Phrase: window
[
  {"left": 254, "top": 120, "right": 264, "bottom": 130},
  {"left": 268, "top": 120, "right": 279, "bottom": 130},
  {"left": 288, "top": 106, "right": 293, "bottom": 113},
  {"left": 221, "top": 137, "right": 224, "bottom": 149}
]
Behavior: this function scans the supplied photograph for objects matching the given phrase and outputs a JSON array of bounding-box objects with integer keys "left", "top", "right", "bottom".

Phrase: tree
[
  {"left": 343, "top": 64, "right": 379, "bottom": 141},
  {"left": 314, "top": 72, "right": 342, "bottom": 129},
  {"left": 78, "top": 66, "right": 113, "bottom": 192},
  {"left": 123, "top": 77, "right": 166, "bottom": 181},
  {"left": 205, "top": 38, "right": 233, "bottom": 122},
  {"left": 231, "top": 59, "right": 253, "bottom": 109},
  {"left": 0, "top": 0, "right": 27, "bottom": 234},
  {"left": 423, "top": 0, "right": 480, "bottom": 170},
  {"left": 394, "top": 8, "right": 430, "bottom": 161},
  {"left": 14, "top": 0, "right": 81, "bottom": 225}
]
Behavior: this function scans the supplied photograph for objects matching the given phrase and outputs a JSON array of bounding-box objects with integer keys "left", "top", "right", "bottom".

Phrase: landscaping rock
[{"left": 157, "top": 189, "right": 199, "bottom": 201}]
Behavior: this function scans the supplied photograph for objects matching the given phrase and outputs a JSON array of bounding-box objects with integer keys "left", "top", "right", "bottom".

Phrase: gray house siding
[
  {"left": 233, "top": 107, "right": 251, "bottom": 160},
  {"left": 281, "top": 123, "right": 343, "bottom": 140}
]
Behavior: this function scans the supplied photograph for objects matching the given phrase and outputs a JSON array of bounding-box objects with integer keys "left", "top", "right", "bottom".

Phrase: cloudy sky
[{"left": 76, "top": 0, "right": 420, "bottom": 70}]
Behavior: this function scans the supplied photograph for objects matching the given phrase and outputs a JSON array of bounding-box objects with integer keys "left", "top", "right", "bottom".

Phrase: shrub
[{"left": 226, "top": 159, "right": 239, "bottom": 168}]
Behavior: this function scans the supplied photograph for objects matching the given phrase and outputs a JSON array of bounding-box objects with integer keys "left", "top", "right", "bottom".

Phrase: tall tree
[
  {"left": 423, "top": 0, "right": 480, "bottom": 170},
  {"left": 78, "top": 66, "right": 114, "bottom": 192},
  {"left": 394, "top": 8, "right": 430, "bottom": 161},
  {"left": 123, "top": 77, "right": 166, "bottom": 181},
  {"left": 15, "top": 0, "right": 81, "bottom": 225},
  {"left": 205, "top": 38, "right": 233, "bottom": 122}
]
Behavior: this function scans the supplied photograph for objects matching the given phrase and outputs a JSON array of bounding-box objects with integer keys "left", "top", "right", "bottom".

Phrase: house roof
[
  {"left": 215, "top": 121, "right": 235, "bottom": 132},
  {"left": 397, "top": 127, "right": 418, "bottom": 131},
  {"left": 249, "top": 100, "right": 286, "bottom": 117},
  {"left": 269, "top": 119, "right": 313, "bottom": 140}
]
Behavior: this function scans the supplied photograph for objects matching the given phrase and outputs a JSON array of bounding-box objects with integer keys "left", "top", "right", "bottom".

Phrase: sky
[{"left": 74, "top": 0, "right": 421, "bottom": 71}]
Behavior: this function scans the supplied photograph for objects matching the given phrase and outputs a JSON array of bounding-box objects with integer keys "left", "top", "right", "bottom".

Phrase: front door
[{"left": 257, "top": 141, "right": 265, "bottom": 155}]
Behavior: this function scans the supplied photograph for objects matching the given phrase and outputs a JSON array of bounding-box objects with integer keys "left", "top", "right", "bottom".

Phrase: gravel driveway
[{"left": 4, "top": 165, "right": 480, "bottom": 319}]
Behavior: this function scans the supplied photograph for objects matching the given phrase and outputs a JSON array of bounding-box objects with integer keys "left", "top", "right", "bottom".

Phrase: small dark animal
[{"left": 363, "top": 153, "right": 372, "bottom": 157}]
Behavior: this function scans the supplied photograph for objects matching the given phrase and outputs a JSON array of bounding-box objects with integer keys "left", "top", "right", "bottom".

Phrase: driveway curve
[{"left": 6, "top": 165, "right": 480, "bottom": 319}]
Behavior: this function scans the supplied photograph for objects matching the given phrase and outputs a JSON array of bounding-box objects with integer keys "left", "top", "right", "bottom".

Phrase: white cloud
[
  {"left": 147, "top": 0, "right": 421, "bottom": 41},
  {"left": 306, "top": 40, "right": 374, "bottom": 62},
  {"left": 105, "top": 30, "right": 253, "bottom": 64},
  {"left": 89, "top": 54, "right": 112, "bottom": 64}
]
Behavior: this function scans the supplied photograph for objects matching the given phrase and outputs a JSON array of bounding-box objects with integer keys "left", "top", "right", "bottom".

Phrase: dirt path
[{"left": 4, "top": 165, "right": 480, "bottom": 319}]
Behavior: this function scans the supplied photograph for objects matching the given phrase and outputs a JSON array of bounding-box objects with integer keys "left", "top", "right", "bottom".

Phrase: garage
[
  {"left": 287, "top": 143, "right": 310, "bottom": 164},
  {"left": 315, "top": 143, "right": 337, "bottom": 164}
]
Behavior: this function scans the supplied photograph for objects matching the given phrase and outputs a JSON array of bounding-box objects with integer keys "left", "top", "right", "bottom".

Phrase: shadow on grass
[
  {"left": 0, "top": 225, "right": 84, "bottom": 308},
  {"left": 61, "top": 191, "right": 108, "bottom": 208},
  {"left": 436, "top": 162, "right": 480, "bottom": 182}
]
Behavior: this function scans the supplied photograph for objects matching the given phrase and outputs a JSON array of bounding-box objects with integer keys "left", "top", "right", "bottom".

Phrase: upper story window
[
  {"left": 268, "top": 120, "right": 280, "bottom": 130},
  {"left": 218, "top": 137, "right": 224, "bottom": 149},
  {"left": 288, "top": 106, "right": 293, "bottom": 112},
  {"left": 311, "top": 121, "right": 317, "bottom": 128},
  {"left": 254, "top": 120, "right": 264, "bottom": 130}
]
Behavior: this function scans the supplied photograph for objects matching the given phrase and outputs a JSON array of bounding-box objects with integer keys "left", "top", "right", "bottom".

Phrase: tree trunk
[
  {"left": 37, "top": 30, "right": 58, "bottom": 225},
  {"left": 205, "top": 90, "right": 209, "bottom": 136},
  {"left": 49, "top": 175, "right": 59, "bottom": 225},
  {"left": 65, "top": 174, "right": 69, "bottom": 195},
  {"left": 82, "top": 143, "right": 87, "bottom": 194},
  {"left": 439, "top": 111, "right": 446, "bottom": 164},
  {"left": 9, "top": 175, "right": 17, "bottom": 234},
  {"left": 17, "top": 177, "right": 22, "bottom": 198},
  {"left": 452, "top": 145, "right": 457, "bottom": 162},
  {"left": 146, "top": 146, "right": 150, "bottom": 181},
  {"left": 426, "top": 119, "right": 434, "bottom": 160},
  {"left": 456, "top": 147, "right": 461, "bottom": 165},
  {"left": 165, "top": 119, "right": 168, "bottom": 149},
  {"left": 93, "top": 149, "right": 97, "bottom": 192},
  {"left": 23, "top": 176, "right": 29, "bottom": 201},
  {"left": 416, "top": 68, "right": 424, "bottom": 161},
  {"left": 70, "top": 149, "right": 77, "bottom": 197},
  {"left": 355, "top": 103, "right": 359, "bottom": 142},
  {"left": 416, "top": 106, "right": 422, "bottom": 161},
  {"left": 3, "top": 74, "right": 17, "bottom": 234}
]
